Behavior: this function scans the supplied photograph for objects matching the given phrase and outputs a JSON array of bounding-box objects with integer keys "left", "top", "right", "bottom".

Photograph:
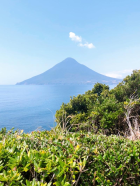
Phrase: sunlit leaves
[{"left": 0, "top": 128, "right": 140, "bottom": 185}]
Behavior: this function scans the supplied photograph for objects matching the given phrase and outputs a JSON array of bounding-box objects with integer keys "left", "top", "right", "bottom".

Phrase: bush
[
  {"left": 0, "top": 128, "right": 140, "bottom": 185},
  {"left": 55, "top": 70, "right": 140, "bottom": 135}
]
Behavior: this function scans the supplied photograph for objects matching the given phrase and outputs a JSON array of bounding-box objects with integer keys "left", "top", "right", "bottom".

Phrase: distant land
[{"left": 16, "top": 58, "right": 121, "bottom": 85}]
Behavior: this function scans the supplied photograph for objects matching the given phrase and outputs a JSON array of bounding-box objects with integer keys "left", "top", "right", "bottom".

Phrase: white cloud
[
  {"left": 79, "top": 42, "right": 95, "bottom": 49},
  {"left": 69, "top": 32, "right": 82, "bottom": 42},
  {"left": 69, "top": 32, "right": 95, "bottom": 49},
  {"left": 105, "top": 73, "right": 122, "bottom": 79},
  {"left": 105, "top": 69, "right": 133, "bottom": 79}
]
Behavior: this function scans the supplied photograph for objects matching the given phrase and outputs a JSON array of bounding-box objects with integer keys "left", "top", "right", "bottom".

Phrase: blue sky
[{"left": 0, "top": 0, "right": 140, "bottom": 84}]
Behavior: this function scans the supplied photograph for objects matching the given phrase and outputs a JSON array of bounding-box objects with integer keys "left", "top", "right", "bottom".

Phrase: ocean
[{"left": 0, "top": 84, "right": 116, "bottom": 133}]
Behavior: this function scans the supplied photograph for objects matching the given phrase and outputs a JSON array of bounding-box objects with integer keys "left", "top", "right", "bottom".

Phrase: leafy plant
[{"left": 0, "top": 128, "right": 140, "bottom": 185}]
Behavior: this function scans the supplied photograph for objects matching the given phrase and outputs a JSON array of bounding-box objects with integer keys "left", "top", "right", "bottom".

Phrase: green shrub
[
  {"left": 0, "top": 128, "right": 140, "bottom": 185},
  {"left": 55, "top": 70, "right": 140, "bottom": 134}
]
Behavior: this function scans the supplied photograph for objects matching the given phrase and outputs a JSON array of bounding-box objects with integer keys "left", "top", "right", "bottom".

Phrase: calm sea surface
[{"left": 0, "top": 84, "right": 116, "bottom": 133}]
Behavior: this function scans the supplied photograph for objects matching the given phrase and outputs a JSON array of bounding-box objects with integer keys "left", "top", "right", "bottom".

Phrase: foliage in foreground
[{"left": 1, "top": 128, "right": 140, "bottom": 185}]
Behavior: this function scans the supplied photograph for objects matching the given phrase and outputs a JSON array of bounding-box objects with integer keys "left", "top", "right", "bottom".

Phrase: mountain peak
[{"left": 61, "top": 57, "right": 79, "bottom": 64}]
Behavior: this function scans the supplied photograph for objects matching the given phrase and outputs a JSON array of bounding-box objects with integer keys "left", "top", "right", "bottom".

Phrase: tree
[
  {"left": 110, "top": 70, "right": 140, "bottom": 102},
  {"left": 91, "top": 83, "right": 109, "bottom": 96},
  {"left": 124, "top": 93, "right": 140, "bottom": 140},
  {"left": 55, "top": 71, "right": 140, "bottom": 136}
]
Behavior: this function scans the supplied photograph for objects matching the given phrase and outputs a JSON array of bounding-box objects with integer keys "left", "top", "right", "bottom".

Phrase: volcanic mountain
[{"left": 16, "top": 58, "right": 121, "bottom": 85}]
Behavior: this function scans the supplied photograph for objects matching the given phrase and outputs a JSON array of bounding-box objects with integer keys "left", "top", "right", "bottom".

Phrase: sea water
[{"left": 0, "top": 84, "right": 116, "bottom": 133}]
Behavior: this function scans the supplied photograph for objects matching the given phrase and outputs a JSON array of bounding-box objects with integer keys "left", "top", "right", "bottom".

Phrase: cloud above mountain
[
  {"left": 69, "top": 32, "right": 82, "bottom": 42},
  {"left": 79, "top": 42, "right": 95, "bottom": 49},
  {"left": 69, "top": 32, "right": 95, "bottom": 49}
]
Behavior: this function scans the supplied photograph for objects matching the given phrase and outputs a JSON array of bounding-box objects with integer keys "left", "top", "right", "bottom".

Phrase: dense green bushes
[
  {"left": 0, "top": 128, "right": 140, "bottom": 185},
  {"left": 55, "top": 70, "right": 140, "bottom": 135}
]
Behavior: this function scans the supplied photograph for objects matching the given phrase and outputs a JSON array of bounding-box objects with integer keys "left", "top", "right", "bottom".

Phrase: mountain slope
[{"left": 16, "top": 58, "right": 121, "bottom": 85}]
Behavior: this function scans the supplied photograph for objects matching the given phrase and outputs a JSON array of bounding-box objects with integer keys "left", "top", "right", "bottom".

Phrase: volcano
[{"left": 16, "top": 58, "right": 121, "bottom": 85}]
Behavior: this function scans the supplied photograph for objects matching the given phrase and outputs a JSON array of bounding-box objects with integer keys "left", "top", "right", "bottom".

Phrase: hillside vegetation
[
  {"left": 1, "top": 70, "right": 140, "bottom": 185},
  {"left": 56, "top": 70, "right": 140, "bottom": 139}
]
